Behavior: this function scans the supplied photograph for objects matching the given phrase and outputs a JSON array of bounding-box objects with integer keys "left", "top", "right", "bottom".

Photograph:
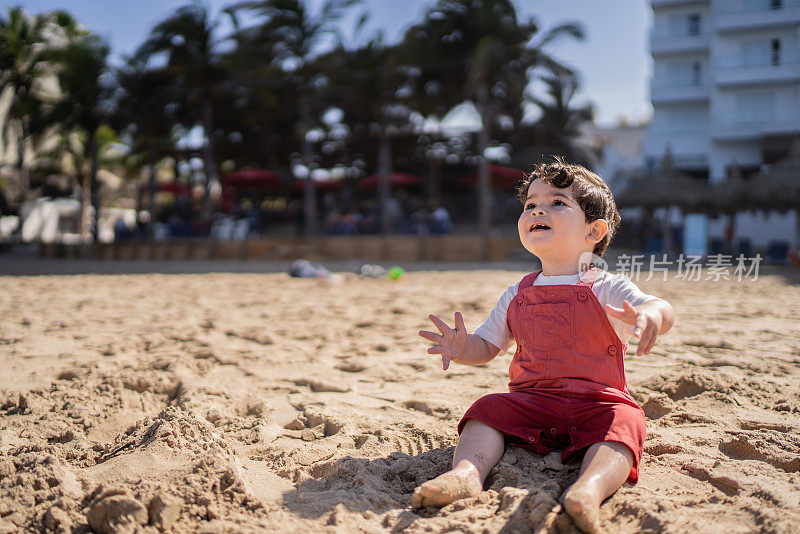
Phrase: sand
[{"left": 1, "top": 264, "right": 799, "bottom": 533}]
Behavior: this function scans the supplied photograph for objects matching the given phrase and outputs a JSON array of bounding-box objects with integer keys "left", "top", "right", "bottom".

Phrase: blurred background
[{"left": 0, "top": 0, "right": 798, "bottom": 263}]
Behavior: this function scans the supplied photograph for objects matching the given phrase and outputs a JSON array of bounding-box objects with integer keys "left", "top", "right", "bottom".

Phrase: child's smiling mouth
[{"left": 528, "top": 222, "right": 551, "bottom": 232}]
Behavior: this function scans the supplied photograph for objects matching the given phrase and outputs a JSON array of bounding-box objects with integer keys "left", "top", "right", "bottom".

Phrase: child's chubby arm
[
  {"left": 605, "top": 298, "right": 675, "bottom": 356},
  {"left": 419, "top": 312, "right": 502, "bottom": 370}
]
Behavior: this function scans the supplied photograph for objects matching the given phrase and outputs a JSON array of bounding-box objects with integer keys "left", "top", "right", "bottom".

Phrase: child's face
[{"left": 518, "top": 179, "right": 603, "bottom": 267}]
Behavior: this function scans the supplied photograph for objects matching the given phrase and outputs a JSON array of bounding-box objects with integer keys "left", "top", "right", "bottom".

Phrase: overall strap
[{"left": 517, "top": 270, "right": 542, "bottom": 291}]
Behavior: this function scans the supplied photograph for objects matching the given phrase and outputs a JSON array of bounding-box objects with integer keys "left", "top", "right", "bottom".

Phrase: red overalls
[{"left": 458, "top": 268, "right": 646, "bottom": 483}]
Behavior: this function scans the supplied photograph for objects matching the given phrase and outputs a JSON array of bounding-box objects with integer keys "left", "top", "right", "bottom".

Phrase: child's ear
[{"left": 586, "top": 219, "right": 608, "bottom": 244}]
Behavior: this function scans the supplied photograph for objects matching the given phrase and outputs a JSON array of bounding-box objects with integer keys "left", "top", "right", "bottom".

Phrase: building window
[
  {"left": 742, "top": 40, "right": 770, "bottom": 66},
  {"left": 687, "top": 14, "right": 701, "bottom": 36},
  {"left": 745, "top": 0, "right": 783, "bottom": 10},
  {"left": 736, "top": 92, "right": 774, "bottom": 122},
  {"left": 771, "top": 39, "right": 781, "bottom": 65},
  {"left": 665, "top": 61, "right": 703, "bottom": 86}
]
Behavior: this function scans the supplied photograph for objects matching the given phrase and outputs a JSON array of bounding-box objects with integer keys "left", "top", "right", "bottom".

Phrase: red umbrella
[
  {"left": 222, "top": 169, "right": 281, "bottom": 189},
  {"left": 157, "top": 182, "right": 193, "bottom": 196},
  {"left": 290, "top": 178, "right": 343, "bottom": 194},
  {"left": 459, "top": 165, "right": 526, "bottom": 189},
  {"left": 357, "top": 172, "right": 422, "bottom": 190}
]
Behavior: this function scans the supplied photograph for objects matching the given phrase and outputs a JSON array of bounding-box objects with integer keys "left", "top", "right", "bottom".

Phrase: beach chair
[
  {"left": 735, "top": 238, "right": 753, "bottom": 258},
  {"left": 764, "top": 240, "right": 789, "bottom": 265},
  {"left": 709, "top": 238, "right": 725, "bottom": 256}
]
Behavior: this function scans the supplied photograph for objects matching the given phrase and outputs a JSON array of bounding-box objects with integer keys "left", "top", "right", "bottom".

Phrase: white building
[
  {"left": 644, "top": 0, "right": 800, "bottom": 252},
  {"left": 583, "top": 121, "right": 649, "bottom": 190}
]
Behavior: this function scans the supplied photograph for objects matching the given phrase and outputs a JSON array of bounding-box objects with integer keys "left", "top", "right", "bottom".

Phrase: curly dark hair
[{"left": 516, "top": 157, "right": 621, "bottom": 257}]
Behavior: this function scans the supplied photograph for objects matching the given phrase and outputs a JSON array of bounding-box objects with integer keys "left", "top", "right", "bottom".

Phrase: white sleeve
[
  {"left": 605, "top": 274, "right": 659, "bottom": 309},
  {"left": 593, "top": 273, "right": 660, "bottom": 343},
  {"left": 473, "top": 282, "right": 519, "bottom": 352}
]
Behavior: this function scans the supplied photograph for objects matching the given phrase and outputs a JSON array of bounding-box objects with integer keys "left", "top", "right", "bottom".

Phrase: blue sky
[{"left": 17, "top": 0, "right": 652, "bottom": 126}]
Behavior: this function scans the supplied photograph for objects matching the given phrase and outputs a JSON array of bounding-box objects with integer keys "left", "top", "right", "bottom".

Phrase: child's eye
[
  {"left": 524, "top": 203, "right": 534, "bottom": 210},
  {"left": 553, "top": 200, "right": 565, "bottom": 206}
]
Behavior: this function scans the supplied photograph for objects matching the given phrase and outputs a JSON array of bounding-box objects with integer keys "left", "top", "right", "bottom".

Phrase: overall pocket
[{"left": 520, "top": 302, "right": 575, "bottom": 352}]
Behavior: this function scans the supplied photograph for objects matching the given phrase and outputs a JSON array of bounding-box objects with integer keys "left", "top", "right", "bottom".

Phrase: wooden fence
[{"left": 39, "top": 235, "right": 523, "bottom": 262}]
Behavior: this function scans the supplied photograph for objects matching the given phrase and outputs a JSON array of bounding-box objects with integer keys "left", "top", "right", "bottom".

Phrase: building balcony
[
  {"left": 643, "top": 132, "right": 710, "bottom": 168},
  {"left": 650, "top": 30, "right": 710, "bottom": 56},
  {"left": 651, "top": 0, "right": 709, "bottom": 7},
  {"left": 715, "top": 57, "right": 800, "bottom": 87},
  {"left": 711, "top": 114, "right": 800, "bottom": 140},
  {"left": 716, "top": 0, "right": 800, "bottom": 33},
  {"left": 650, "top": 79, "right": 710, "bottom": 103}
]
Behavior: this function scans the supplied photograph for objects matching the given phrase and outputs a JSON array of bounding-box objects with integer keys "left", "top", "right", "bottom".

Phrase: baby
[{"left": 414, "top": 159, "right": 675, "bottom": 533}]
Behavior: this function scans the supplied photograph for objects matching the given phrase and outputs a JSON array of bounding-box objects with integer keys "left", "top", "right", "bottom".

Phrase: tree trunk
[
  {"left": 81, "top": 170, "right": 91, "bottom": 241},
  {"left": 428, "top": 150, "right": 441, "bottom": 208},
  {"left": 477, "top": 82, "right": 492, "bottom": 261},
  {"left": 795, "top": 207, "right": 800, "bottom": 250},
  {"left": 16, "top": 118, "right": 28, "bottom": 202},
  {"left": 378, "top": 130, "right": 392, "bottom": 235},
  {"left": 201, "top": 98, "right": 218, "bottom": 220},
  {"left": 89, "top": 131, "right": 100, "bottom": 243},
  {"left": 147, "top": 150, "right": 158, "bottom": 238},
  {"left": 300, "top": 95, "right": 317, "bottom": 236}
]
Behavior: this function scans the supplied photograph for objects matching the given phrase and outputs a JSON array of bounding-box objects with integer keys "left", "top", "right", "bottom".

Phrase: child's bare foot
[
  {"left": 411, "top": 467, "right": 483, "bottom": 508},
  {"left": 562, "top": 483, "right": 602, "bottom": 533}
]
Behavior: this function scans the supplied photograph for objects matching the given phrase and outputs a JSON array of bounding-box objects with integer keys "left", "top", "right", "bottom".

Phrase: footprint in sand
[
  {"left": 56, "top": 370, "right": 80, "bottom": 381},
  {"left": 293, "top": 378, "right": 350, "bottom": 393},
  {"left": 640, "top": 370, "right": 731, "bottom": 401},
  {"left": 640, "top": 395, "right": 676, "bottom": 420},
  {"left": 739, "top": 420, "right": 793, "bottom": 433},
  {"left": 719, "top": 434, "right": 800, "bottom": 473},
  {"left": 680, "top": 463, "right": 741, "bottom": 496},
  {"left": 335, "top": 362, "right": 366, "bottom": 373}
]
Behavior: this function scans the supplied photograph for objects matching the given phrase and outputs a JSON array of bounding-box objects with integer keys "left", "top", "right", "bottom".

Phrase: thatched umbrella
[
  {"left": 743, "top": 137, "right": 800, "bottom": 213},
  {"left": 615, "top": 148, "right": 716, "bottom": 213},
  {"left": 710, "top": 161, "right": 747, "bottom": 215}
]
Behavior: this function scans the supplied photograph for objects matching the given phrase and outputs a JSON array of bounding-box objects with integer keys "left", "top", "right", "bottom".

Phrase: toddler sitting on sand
[{"left": 415, "top": 159, "right": 675, "bottom": 533}]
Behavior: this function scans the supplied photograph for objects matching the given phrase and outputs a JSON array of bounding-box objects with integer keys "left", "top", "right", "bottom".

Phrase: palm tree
[
  {"left": 39, "top": 124, "right": 125, "bottom": 206},
  {"left": 319, "top": 35, "right": 408, "bottom": 234},
  {"left": 219, "top": 13, "right": 301, "bottom": 170},
  {"left": 401, "top": 0, "right": 584, "bottom": 258},
  {"left": 112, "top": 58, "right": 178, "bottom": 236},
  {"left": 136, "top": 1, "right": 228, "bottom": 219},
  {"left": 48, "top": 32, "right": 111, "bottom": 241},
  {"left": 529, "top": 73, "right": 595, "bottom": 166},
  {"left": 0, "top": 7, "right": 81, "bottom": 200},
  {"left": 232, "top": 0, "right": 360, "bottom": 235}
]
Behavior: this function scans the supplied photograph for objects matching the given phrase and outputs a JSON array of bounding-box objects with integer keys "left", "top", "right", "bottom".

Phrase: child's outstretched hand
[
  {"left": 605, "top": 300, "right": 663, "bottom": 356},
  {"left": 419, "top": 312, "right": 467, "bottom": 370}
]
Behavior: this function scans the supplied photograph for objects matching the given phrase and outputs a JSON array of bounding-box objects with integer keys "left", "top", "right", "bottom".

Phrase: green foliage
[
  {"left": 400, "top": 0, "right": 585, "bottom": 127},
  {"left": 530, "top": 73, "right": 595, "bottom": 165}
]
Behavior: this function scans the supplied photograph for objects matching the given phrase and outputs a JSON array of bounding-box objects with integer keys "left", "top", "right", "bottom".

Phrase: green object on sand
[{"left": 388, "top": 266, "right": 405, "bottom": 281}]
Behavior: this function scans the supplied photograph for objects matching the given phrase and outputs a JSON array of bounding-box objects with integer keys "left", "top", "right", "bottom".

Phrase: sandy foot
[
  {"left": 411, "top": 468, "right": 483, "bottom": 508},
  {"left": 562, "top": 485, "right": 602, "bottom": 533}
]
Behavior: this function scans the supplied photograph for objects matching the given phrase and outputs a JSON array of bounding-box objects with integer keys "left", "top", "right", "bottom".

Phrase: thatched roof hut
[
  {"left": 742, "top": 138, "right": 800, "bottom": 213},
  {"left": 615, "top": 148, "right": 715, "bottom": 213},
  {"left": 709, "top": 161, "right": 748, "bottom": 215}
]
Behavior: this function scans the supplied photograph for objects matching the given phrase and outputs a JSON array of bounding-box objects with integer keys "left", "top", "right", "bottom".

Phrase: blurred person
[
  {"left": 430, "top": 205, "right": 453, "bottom": 234},
  {"left": 410, "top": 203, "right": 430, "bottom": 235},
  {"left": 324, "top": 208, "right": 342, "bottom": 235}
]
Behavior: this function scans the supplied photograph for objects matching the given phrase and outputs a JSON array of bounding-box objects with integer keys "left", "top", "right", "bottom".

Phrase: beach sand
[{"left": 1, "top": 264, "right": 799, "bottom": 533}]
